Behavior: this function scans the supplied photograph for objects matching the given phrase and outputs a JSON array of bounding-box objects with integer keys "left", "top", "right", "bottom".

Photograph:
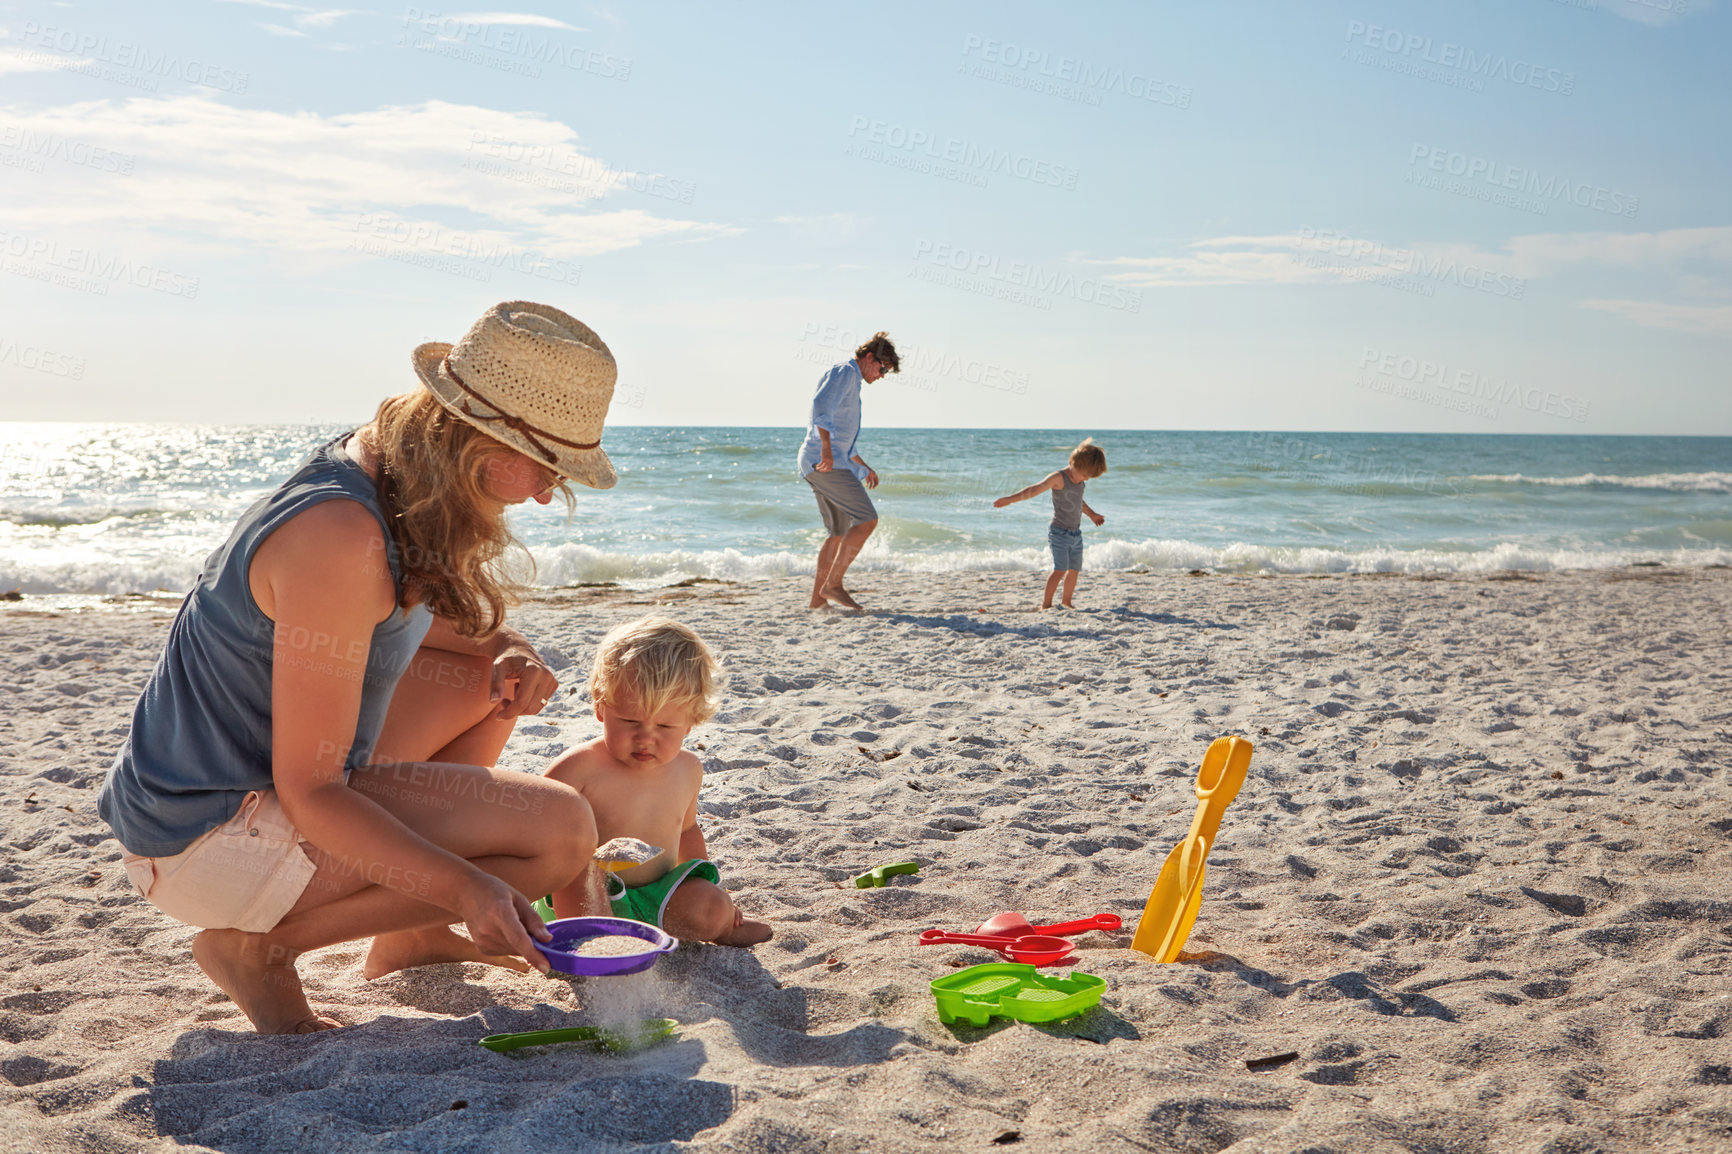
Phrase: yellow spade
[{"left": 1131, "top": 735, "right": 1254, "bottom": 961}]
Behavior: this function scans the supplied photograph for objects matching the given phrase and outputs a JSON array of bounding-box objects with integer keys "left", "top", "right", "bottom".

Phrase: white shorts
[{"left": 122, "top": 790, "right": 317, "bottom": 933}]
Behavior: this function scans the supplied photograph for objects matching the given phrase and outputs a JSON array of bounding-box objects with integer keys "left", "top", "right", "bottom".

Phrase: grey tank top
[
  {"left": 1050, "top": 470, "right": 1085, "bottom": 531},
  {"left": 98, "top": 434, "right": 433, "bottom": 857}
]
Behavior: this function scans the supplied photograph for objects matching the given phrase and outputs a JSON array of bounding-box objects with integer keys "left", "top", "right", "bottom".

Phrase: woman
[{"left": 98, "top": 301, "right": 616, "bottom": 1034}]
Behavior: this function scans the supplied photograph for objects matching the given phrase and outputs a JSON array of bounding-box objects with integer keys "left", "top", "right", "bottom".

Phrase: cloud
[
  {"left": 1096, "top": 231, "right": 1522, "bottom": 288},
  {"left": 1599, "top": 0, "right": 1708, "bottom": 26},
  {"left": 437, "top": 12, "right": 585, "bottom": 31},
  {"left": 773, "top": 213, "right": 865, "bottom": 246},
  {"left": 1582, "top": 299, "right": 1732, "bottom": 335},
  {"left": 1502, "top": 225, "right": 1732, "bottom": 276},
  {"left": 212, "top": 1, "right": 366, "bottom": 31},
  {"left": 260, "top": 23, "right": 310, "bottom": 37},
  {"left": 1100, "top": 224, "right": 1732, "bottom": 336},
  {"left": 0, "top": 50, "right": 66, "bottom": 75},
  {"left": 0, "top": 93, "right": 734, "bottom": 263}
]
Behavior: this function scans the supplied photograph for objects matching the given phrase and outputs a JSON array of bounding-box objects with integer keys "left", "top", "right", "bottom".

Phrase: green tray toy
[{"left": 929, "top": 963, "right": 1106, "bottom": 1026}]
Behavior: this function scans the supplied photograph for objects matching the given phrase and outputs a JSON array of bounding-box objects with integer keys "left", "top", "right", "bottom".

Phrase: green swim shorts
[
  {"left": 532, "top": 859, "right": 721, "bottom": 928},
  {"left": 607, "top": 859, "right": 720, "bottom": 928}
]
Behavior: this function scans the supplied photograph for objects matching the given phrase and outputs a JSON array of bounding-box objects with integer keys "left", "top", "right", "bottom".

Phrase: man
[{"left": 796, "top": 330, "right": 899, "bottom": 610}]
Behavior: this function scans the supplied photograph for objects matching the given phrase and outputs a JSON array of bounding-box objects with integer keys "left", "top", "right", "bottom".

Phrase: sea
[{"left": 1, "top": 424, "right": 1728, "bottom": 607}]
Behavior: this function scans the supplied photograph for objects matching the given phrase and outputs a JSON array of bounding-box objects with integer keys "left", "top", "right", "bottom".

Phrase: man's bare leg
[
  {"left": 809, "top": 535, "right": 843, "bottom": 608},
  {"left": 818, "top": 518, "right": 877, "bottom": 610}
]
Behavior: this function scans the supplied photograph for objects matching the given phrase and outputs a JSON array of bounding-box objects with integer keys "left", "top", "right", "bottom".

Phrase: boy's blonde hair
[
  {"left": 588, "top": 616, "right": 722, "bottom": 724},
  {"left": 1070, "top": 437, "right": 1107, "bottom": 479}
]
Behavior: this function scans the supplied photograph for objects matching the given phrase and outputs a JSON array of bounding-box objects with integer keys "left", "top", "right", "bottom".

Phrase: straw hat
[{"left": 413, "top": 301, "right": 617, "bottom": 490}]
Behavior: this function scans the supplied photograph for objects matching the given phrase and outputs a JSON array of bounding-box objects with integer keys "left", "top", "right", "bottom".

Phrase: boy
[
  {"left": 543, "top": 617, "right": 771, "bottom": 946},
  {"left": 993, "top": 438, "right": 1107, "bottom": 609}
]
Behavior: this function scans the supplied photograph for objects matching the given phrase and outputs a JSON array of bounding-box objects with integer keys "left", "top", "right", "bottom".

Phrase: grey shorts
[
  {"left": 1049, "top": 525, "right": 1084, "bottom": 571},
  {"left": 805, "top": 469, "right": 877, "bottom": 536}
]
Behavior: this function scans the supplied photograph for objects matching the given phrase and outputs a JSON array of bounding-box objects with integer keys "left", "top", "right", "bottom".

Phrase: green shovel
[{"left": 478, "top": 1018, "right": 678, "bottom": 1055}]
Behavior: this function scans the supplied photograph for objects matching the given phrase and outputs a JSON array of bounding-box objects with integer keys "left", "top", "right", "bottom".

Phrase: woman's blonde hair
[
  {"left": 588, "top": 616, "right": 722, "bottom": 724},
  {"left": 369, "top": 387, "right": 571, "bottom": 638},
  {"left": 1069, "top": 437, "right": 1107, "bottom": 479}
]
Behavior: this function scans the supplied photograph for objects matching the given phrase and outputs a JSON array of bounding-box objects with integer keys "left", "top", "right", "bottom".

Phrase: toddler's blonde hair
[
  {"left": 588, "top": 616, "right": 722, "bottom": 724},
  {"left": 1070, "top": 437, "right": 1107, "bottom": 479}
]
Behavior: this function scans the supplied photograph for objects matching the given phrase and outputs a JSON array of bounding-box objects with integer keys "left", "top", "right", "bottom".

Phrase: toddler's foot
[
  {"left": 716, "top": 917, "right": 774, "bottom": 947},
  {"left": 192, "top": 929, "right": 343, "bottom": 1035}
]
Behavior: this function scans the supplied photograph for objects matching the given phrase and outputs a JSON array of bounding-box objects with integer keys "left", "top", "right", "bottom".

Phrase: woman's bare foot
[
  {"left": 192, "top": 929, "right": 343, "bottom": 1035},
  {"left": 820, "top": 584, "right": 864, "bottom": 610},
  {"left": 362, "top": 925, "right": 531, "bottom": 980}
]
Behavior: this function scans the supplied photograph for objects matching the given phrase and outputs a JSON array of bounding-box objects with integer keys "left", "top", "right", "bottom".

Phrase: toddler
[
  {"left": 994, "top": 437, "right": 1107, "bottom": 609},
  {"left": 543, "top": 617, "right": 771, "bottom": 946}
]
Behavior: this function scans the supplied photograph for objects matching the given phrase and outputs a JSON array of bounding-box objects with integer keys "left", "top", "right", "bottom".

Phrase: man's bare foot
[
  {"left": 192, "top": 929, "right": 343, "bottom": 1035},
  {"left": 820, "top": 584, "right": 864, "bottom": 610},
  {"left": 362, "top": 925, "right": 531, "bottom": 980},
  {"left": 1040, "top": 602, "right": 1053, "bottom": 610},
  {"left": 716, "top": 918, "right": 774, "bottom": 947}
]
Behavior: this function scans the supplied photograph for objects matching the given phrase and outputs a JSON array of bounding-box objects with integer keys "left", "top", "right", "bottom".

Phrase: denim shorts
[{"left": 1048, "top": 526, "right": 1084, "bottom": 571}]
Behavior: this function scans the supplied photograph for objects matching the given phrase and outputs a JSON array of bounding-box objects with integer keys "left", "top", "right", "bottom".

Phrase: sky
[{"left": 0, "top": 0, "right": 1726, "bottom": 434}]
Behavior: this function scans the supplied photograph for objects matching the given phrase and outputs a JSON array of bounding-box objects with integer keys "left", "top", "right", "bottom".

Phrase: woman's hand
[
  {"left": 489, "top": 630, "right": 559, "bottom": 719},
  {"left": 993, "top": 496, "right": 1013, "bottom": 508},
  {"left": 455, "top": 872, "right": 553, "bottom": 973}
]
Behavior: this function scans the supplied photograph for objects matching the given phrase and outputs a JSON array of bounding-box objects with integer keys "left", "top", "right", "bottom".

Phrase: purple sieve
[{"left": 537, "top": 916, "right": 679, "bottom": 977}]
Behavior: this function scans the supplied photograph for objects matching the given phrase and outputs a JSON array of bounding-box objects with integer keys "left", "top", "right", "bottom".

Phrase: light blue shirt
[{"left": 797, "top": 359, "right": 868, "bottom": 481}]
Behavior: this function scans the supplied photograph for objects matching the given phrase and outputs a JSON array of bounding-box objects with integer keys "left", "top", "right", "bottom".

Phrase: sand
[{"left": 3, "top": 567, "right": 1730, "bottom": 1153}]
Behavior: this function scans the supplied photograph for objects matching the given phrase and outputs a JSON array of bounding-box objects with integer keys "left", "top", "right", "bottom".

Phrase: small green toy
[
  {"left": 479, "top": 1018, "right": 678, "bottom": 1054},
  {"left": 855, "top": 860, "right": 920, "bottom": 888}
]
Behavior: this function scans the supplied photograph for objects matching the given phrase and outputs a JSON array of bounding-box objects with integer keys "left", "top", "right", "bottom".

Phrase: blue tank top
[{"left": 98, "top": 434, "right": 434, "bottom": 857}]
